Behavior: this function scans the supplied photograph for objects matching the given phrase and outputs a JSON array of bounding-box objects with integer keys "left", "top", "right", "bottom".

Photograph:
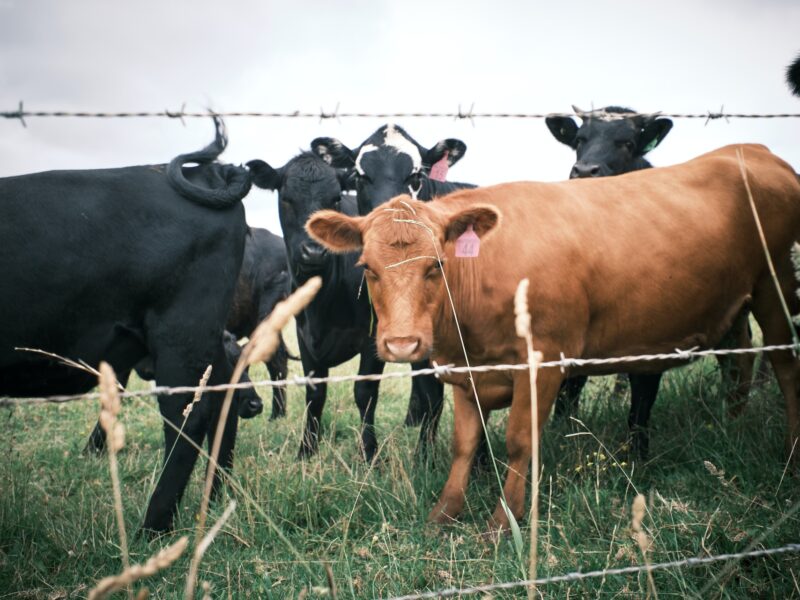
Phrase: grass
[{"left": 1, "top": 324, "right": 800, "bottom": 598}]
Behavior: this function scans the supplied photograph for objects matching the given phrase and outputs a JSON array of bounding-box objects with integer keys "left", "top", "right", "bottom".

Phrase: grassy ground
[{"left": 1, "top": 325, "right": 799, "bottom": 598}]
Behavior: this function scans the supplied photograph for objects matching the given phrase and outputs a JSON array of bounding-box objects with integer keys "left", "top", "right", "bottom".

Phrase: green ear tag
[{"left": 642, "top": 137, "right": 660, "bottom": 153}]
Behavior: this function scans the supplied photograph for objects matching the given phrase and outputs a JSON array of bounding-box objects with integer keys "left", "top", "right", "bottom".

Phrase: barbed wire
[
  {"left": 1, "top": 342, "right": 796, "bottom": 408},
  {"left": 381, "top": 542, "right": 800, "bottom": 599},
  {"left": 2, "top": 102, "right": 800, "bottom": 126}
]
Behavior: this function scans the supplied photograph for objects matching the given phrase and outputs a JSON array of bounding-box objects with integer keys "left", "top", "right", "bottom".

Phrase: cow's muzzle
[
  {"left": 383, "top": 336, "right": 423, "bottom": 362},
  {"left": 298, "top": 241, "right": 327, "bottom": 270},
  {"left": 237, "top": 391, "right": 264, "bottom": 419}
]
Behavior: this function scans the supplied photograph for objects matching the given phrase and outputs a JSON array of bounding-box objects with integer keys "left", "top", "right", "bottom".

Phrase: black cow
[
  {"left": 545, "top": 107, "right": 754, "bottom": 458},
  {"left": 545, "top": 106, "right": 673, "bottom": 178},
  {"left": 0, "top": 119, "right": 250, "bottom": 533},
  {"left": 84, "top": 331, "right": 263, "bottom": 453},
  {"left": 248, "top": 152, "right": 390, "bottom": 460},
  {"left": 310, "top": 124, "right": 476, "bottom": 432},
  {"left": 788, "top": 53, "right": 800, "bottom": 96},
  {"left": 227, "top": 226, "right": 293, "bottom": 419}
]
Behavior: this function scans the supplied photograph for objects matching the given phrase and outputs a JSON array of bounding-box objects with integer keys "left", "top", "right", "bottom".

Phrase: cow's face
[
  {"left": 545, "top": 107, "right": 672, "bottom": 178},
  {"left": 306, "top": 197, "right": 499, "bottom": 362},
  {"left": 248, "top": 154, "right": 347, "bottom": 281},
  {"left": 311, "top": 124, "right": 466, "bottom": 215}
]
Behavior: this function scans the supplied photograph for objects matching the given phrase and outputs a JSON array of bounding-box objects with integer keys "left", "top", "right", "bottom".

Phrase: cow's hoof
[
  {"left": 427, "top": 503, "right": 460, "bottom": 525},
  {"left": 297, "top": 443, "right": 318, "bottom": 460}
]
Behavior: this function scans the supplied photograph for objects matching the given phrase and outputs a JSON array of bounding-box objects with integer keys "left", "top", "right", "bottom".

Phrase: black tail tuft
[
  {"left": 787, "top": 53, "right": 800, "bottom": 97},
  {"left": 166, "top": 116, "right": 252, "bottom": 209}
]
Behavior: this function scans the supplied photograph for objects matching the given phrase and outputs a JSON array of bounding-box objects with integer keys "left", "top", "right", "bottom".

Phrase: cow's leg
[
  {"left": 716, "top": 311, "right": 755, "bottom": 417},
  {"left": 205, "top": 366, "right": 240, "bottom": 502},
  {"left": 627, "top": 372, "right": 663, "bottom": 460},
  {"left": 354, "top": 349, "right": 385, "bottom": 462},
  {"left": 488, "top": 367, "right": 562, "bottom": 531},
  {"left": 750, "top": 262, "right": 800, "bottom": 462},
  {"left": 428, "top": 384, "right": 484, "bottom": 524},
  {"left": 141, "top": 344, "right": 230, "bottom": 534},
  {"left": 404, "top": 366, "right": 428, "bottom": 426},
  {"left": 413, "top": 373, "right": 445, "bottom": 453},
  {"left": 297, "top": 338, "right": 328, "bottom": 459},
  {"left": 267, "top": 336, "right": 289, "bottom": 419},
  {"left": 553, "top": 375, "right": 587, "bottom": 419}
]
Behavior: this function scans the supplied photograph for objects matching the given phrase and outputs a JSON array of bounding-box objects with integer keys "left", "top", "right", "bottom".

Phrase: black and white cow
[
  {"left": 0, "top": 119, "right": 250, "bottom": 533},
  {"left": 248, "top": 152, "right": 394, "bottom": 460},
  {"left": 310, "top": 124, "right": 476, "bottom": 432}
]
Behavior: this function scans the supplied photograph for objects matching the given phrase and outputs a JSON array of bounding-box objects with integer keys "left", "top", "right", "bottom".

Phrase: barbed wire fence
[
  {"left": 2, "top": 341, "right": 798, "bottom": 408},
  {"left": 3, "top": 102, "right": 800, "bottom": 127},
  {"left": 3, "top": 105, "right": 800, "bottom": 597}
]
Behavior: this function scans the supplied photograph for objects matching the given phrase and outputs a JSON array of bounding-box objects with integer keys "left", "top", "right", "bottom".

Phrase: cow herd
[{"left": 2, "top": 57, "right": 800, "bottom": 536}]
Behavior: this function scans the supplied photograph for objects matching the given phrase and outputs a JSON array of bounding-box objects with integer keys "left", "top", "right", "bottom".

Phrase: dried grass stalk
[
  {"left": 98, "top": 362, "right": 131, "bottom": 599},
  {"left": 183, "top": 365, "right": 213, "bottom": 418},
  {"left": 185, "top": 501, "right": 237, "bottom": 600},
  {"left": 87, "top": 536, "right": 188, "bottom": 600},
  {"left": 514, "top": 279, "right": 543, "bottom": 600},
  {"left": 196, "top": 277, "right": 322, "bottom": 550},
  {"left": 631, "top": 494, "right": 657, "bottom": 599}
]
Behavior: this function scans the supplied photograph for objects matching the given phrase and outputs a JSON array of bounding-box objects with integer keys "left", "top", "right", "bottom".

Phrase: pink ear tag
[
  {"left": 455, "top": 224, "right": 480, "bottom": 258},
  {"left": 429, "top": 151, "right": 449, "bottom": 182}
]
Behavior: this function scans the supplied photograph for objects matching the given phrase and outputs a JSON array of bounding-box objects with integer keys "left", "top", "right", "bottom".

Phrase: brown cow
[{"left": 306, "top": 144, "right": 800, "bottom": 532}]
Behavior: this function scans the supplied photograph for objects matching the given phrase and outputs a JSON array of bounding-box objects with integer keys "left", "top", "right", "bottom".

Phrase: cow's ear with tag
[
  {"left": 311, "top": 137, "right": 357, "bottom": 169},
  {"left": 423, "top": 139, "right": 467, "bottom": 169},
  {"left": 545, "top": 116, "right": 579, "bottom": 148},
  {"left": 638, "top": 117, "right": 673, "bottom": 155},
  {"left": 442, "top": 204, "right": 501, "bottom": 243},
  {"left": 247, "top": 160, "right": 283, "bottom": 191}
]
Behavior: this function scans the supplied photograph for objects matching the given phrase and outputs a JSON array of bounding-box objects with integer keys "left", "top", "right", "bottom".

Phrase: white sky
[{"left": 1, "top": 0, "right": 798, "bottom": 234}]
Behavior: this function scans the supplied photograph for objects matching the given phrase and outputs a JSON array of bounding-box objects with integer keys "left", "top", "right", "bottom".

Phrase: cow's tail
[
  {"left": 788, "top": 53, "right": 800, "bottom": 98},
  {"left": 167, "top": 116, "right": 252, "bottom": 209}
]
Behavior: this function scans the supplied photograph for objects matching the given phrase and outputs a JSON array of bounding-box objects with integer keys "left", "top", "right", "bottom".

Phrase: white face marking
[
  {"left": 355, "top": 143, "right": 378, "bottom": 175},
  {"left": 383, "top": 124, "right": 423, "bottom": 172}
]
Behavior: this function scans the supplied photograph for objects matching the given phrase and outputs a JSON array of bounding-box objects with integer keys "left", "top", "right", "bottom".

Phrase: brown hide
[{"left": 307, "top": 144, "right": 800, "bottom": 530}]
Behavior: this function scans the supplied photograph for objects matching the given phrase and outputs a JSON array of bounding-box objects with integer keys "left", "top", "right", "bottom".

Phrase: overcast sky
[{"left": 1, "top": 0, "right": 798, "bottom": 234}]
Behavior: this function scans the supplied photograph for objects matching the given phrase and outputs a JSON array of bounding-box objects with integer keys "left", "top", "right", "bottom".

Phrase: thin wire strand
[
  {"left": 3, "top": 105, "right": 800, "bottom": 124},
  {"left": 381, "top": 542, "right": 800, "bottom": 600},
  {"left": 2, "top": 342, "right": 798, "bottom": 407}
]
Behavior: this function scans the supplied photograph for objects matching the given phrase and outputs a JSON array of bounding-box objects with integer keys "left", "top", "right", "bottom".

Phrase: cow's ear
[
  {"left": 545, "top": 116, "right": 579, "bottom": 148},
  {"left": 337, "top": 168, "right": 357, "bottom": 191},
  {"left": 424, "top": 139, "right": 467, "bottom": 169},
  {"left": 442, "top": 204, "right": 501, "bottom": 243},
  {"left": 306, "top": 210, "right": 363, "bottom": 253},
  {"left": 247, "top": 160, "right": 282, "bottom": 190},
  {"left": 638, "top": 117, "right": 673, "bottom": 154},
  {"left": 311, "top": 137, "right": 356, "bottom": 169}
]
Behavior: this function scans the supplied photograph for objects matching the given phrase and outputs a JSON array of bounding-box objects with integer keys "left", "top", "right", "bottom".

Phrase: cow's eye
[
  {"left": 362, "top": 264, "right": 378, "bottom": 280},
  {"left": 407, "top": 172, "right": 423, "bottom": 190},
  {"left": 425, "top": 262, "right": 443, "bottom": 279},
  {"left": 617, "top": 140, "right": 635, "bottom": 152}
]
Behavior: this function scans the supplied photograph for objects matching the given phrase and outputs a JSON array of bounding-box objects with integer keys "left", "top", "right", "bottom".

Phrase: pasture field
[{"left": 1, "top": 324, "right": 799, "bottom": 599}]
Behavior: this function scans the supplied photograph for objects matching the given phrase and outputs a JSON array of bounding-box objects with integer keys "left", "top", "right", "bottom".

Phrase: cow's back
[
  {"left": 0, "top": 164, "right": 246, "bottom": 393},
  {"left": 437, "top": 144, "right": 800, "bottom": 366}
]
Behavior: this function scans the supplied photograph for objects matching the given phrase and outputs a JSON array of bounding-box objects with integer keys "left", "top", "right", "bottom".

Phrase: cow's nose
[
  {"left": 238, "top": 393, "right": 264, "bottom": 419},
  {"left": 299, "top": 241, "right": 326, "bottom": 264},
  {"left": 385, "top": 337, "right": 420, "bottom": 361},
  {"left": 570, "top": 163, "right": 601, "bottom": 178}
]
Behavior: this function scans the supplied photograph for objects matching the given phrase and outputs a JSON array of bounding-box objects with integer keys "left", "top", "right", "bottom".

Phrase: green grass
[{"left": 1, "top": 327, "right": 799, "bottom": 598}]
